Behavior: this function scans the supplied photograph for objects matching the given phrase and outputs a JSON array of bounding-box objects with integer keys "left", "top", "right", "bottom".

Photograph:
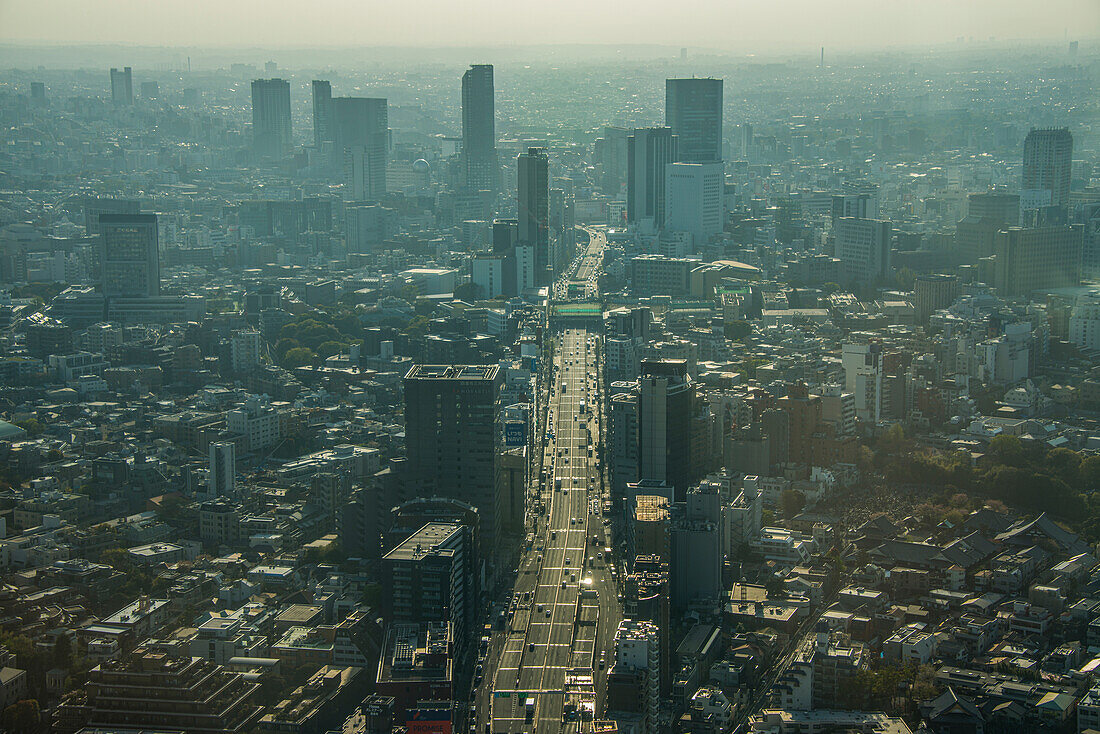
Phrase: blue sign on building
[{"left": 504, "top": 421, "right": 526, "bottom": 446}]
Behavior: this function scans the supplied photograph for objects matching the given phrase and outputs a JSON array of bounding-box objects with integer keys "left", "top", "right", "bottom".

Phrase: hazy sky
[{"left": 1, "top": 0, "right": 1097, "bottom": 50}]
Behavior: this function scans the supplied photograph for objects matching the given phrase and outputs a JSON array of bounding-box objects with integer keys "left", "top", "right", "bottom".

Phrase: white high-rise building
[
  {"left": 615, "top": 620, "right": 660, "bottom": 734},
  {"left": 664, "top": 161, "right": 724, "bottom": 247},
  {"left": 1070, "top": 292, "right": 1100, "bottom": 352},
  {"left": 209, "top": 441, "right": 236, "bottom": 497},
  {"left": 230, "top": 329, "right": 261, "bottom": 373}
]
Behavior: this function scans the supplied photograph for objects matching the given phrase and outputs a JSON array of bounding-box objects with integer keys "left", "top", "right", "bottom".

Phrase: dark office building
[
  {"left": 994, "top": 225, "right": 1083, "bottom": 297},
  {"left": 461, "top": 64, "right": 498, "bottom": 193},
  {"left": 251, "top": 78, "right": 292, "bottom": 157},
  {"left": 638, "top": 358, "right": 695, "bottom": 502},
  {"left": 665, "top": 78, "right": 723, "bottom": 163},
  {"left": 628, "top": 128, "right": 678, "bottom": 230},
  {"left": 333, "top": 97, "right": 389, "bottom": 200},
  {"left": 312, "top": 79, "right": 334, "bottom": 147},
  {"left": 383, "top": 522, "right": 472, "bottom": 636},
  {"left": 1023, "top": 128, "right": 1073, "bottom": 209},
  {"left": 403, "top": 365, "right": 502, "bottom": 545},
  {"left": 110, "top": 66, "right": 132, "bottom": 105},
  {"left": 99, "top": 213, "right": 159, "bottom": 299},
  {"left": 517, "top": 148, "right": 550, "bottom": 285}
]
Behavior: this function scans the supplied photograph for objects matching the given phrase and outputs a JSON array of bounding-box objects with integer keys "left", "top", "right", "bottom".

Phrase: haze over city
[
  {"left": 2, "top": 0, "right": 1098, "bottom": 51},
  {"left": 0, "top": 3, "right": 1098, "bottom": 734}
]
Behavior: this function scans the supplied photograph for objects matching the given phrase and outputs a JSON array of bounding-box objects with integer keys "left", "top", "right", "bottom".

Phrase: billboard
[{"left": 505, "top": 421, "right": 527, "bottom": 447}]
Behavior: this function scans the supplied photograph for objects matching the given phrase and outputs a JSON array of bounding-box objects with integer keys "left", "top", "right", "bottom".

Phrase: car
[
  {"left": 561, "top": 580, "right": 567, "bottom": 588},
  {"left": 529, "top": 642, "right": 536, "bottom": 652},
  {"left": 546, "top": 608, "right": 552, "bottom": 617}
]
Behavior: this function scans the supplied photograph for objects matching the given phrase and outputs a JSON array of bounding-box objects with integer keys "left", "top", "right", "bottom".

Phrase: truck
[
  {"left": 555, "top": 477, "right": 563, "bottom": 491},
  {"left": 525, "top": 697, "right": 536, "bottom": 723}
]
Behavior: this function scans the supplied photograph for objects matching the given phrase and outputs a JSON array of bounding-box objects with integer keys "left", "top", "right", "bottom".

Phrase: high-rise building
[
  {"left": 229, "top": 328, "right": 261, "bottom": 372},
  {"left": 312, "top": 80, "right": 334, "bottom": 148},
  {"left": 639, "top": 358, "right": 695, "bottom": 502},
  {"left": 333, "top": 97, "right": 389, "bottom": 200},
  {"left": 665, "top": 78, "right": 723, "bottom": 163},
  {"left": 110, "top": 67, "right": 132, "bottom": 105},
  {"left": 461, "top": 64, "right": 498, "bottom": 193},
  {"left": 1069, "top": 292, "right": 1100, "bottom": 353},
  {"left": 610, "top": 388, "right": 640, "bottom": 505},
  {"left": 834, "top": 217, "right": 891, "bottom": 284},
  {"left": 208, "top": 441, "right": 236, "bottom": 497},
  {"left": 628, "top": 128, "right": 678, "bottom": 231},
  {"left": 595, "top": 126, "right": 631, "bottom": 197},
  {"left": 30, "top": 81, "right": 45, "bottom": 100},
  {"left": 610, "top": 620, "right": 661, "bottom": 734},
  {"left": 139, "top": 81, "right": 158, "bottom": 100},
  {"left": 956, "top": 192, "right": 1020, "bottom": 263},
  {"left": 994, "top": 225, "right": 1083, "bottom": 297},
  {"left": 383, "top": 522, "right": 472, "bottom": 636},
  {"left": 664, "top": 162, "right": 724, "bottom": 246},
  {"left": 403, "top": 365, "right": 502, "bottom": 545},
  {"left": 99, "top": 213, "right": 159, "bottom": 299},
  {"left": 1022, "top": 128, "right": 1073, "bottom": 209},
  {"left": 517, "top": 148, "right": 550, "bottom": 285},
  {"left": 346, "top": 204, "right": 397, "bottom": 253},
  {"left": 913, "top": 273, "right": 960, "bottom": 323},
  {"left": 830, "top": 192, "right": 878, "bottom": 222},
  {"left": 251, "top": 78, "right": 292, "bottom": 157},
  {"left": 670, "top": 481, "right": 723, "bottom": 609},
  {"left": 549, "top": 178, "right": 576, "bottom": 274}
]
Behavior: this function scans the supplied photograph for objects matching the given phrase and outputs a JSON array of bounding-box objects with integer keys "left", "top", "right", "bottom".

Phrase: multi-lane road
[{"left": 478, "top": 230, "right": 619, "bottom": 734}]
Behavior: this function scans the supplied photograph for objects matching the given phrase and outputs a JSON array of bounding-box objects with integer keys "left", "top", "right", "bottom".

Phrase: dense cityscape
[{"left": 0, "top": 20, "right": 1098, "bottom": 734}]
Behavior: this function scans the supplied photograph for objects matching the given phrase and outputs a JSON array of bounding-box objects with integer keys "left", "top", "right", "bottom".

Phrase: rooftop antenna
[{"left": 820, "top": 47, "right": 824, "bottom": 68}]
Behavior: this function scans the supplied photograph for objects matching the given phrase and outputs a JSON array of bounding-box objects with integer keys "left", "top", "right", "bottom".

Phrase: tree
[
  {"left": 723, "top": 320, "right": 752, "bottom": 341},
  {"left": 275, "top": 337, "right": 300, "bottom": 360},
  {"left": 780, "top": 489, "right": 805, "bottom": 521},
  {"left": 282, "top": 347, "right": 315, "bottom": 368},
  {"left": 315, "top": 340, "right": 346, "bottom": 359},
  {"left": 2, "top": 700, "right": 39, "bottom": 734},
  {"left": 1081, "top": 455, "right": 1100, "bottom": 491},
  {"left": 13, "top": 418, "right": 43, "bottom": 436},
  {"left": 454, "top": 282, "right": 482, "bottom": 301},
  {"left": 879, "top": 423, "right": 908, "bottom": 455},
  {"left": 99, "top": 547, "right": 132, "bottom": 571},
  {"left": 987, "top": 435, "right": 1026, "bottom": 467},
  {"left": 1047, "top": 447, "right": 1081, "bottom": 486}
]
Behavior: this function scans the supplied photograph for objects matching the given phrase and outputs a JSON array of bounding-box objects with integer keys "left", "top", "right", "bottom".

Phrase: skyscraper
[
  {"left": 311, "top": 80, "right": 334, "bottom": 148},
  {"left": 664, "top": 161, "right": 724, "bottom": 246},
  {"left": 665, "top": 78, "right": 722, "bottom": 163},
  {"left": 250, "top": 79, "right": 292, "bottom": 157},
  {"left": 333, "top": 97, "right": 389, "bottom": 200},
  {"left": 595, "top": 126, "right": 630, "bottom": 197},
  {"left": 99, "top": 213, "right": 159, "bottom": 299},
  {"left": 403, "top": 365, "right": 503, "bottom": 545},
  {"left": 517, "top": 148, "right": 550, "bottom": 285},
  {"left": 110, "top": 67, "right": 133, "bottom": 105},
  {"left": 461, "top": 64, "right": 498, "bottom": 193},
  {"left": 834, "top": 217, "right": 892, "bottom": 284},
  {"left": 208, "top": 442, "right": 236, "bottom": 497},
  {"left": 628, "top": 128, "right": 678, "bottom": 231},
  {"left": 638, "top": 358, "right": 695, "bottom": 502},
  {"left": 1023, "top": 128, "right": 1073, "bottom": 209}
]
